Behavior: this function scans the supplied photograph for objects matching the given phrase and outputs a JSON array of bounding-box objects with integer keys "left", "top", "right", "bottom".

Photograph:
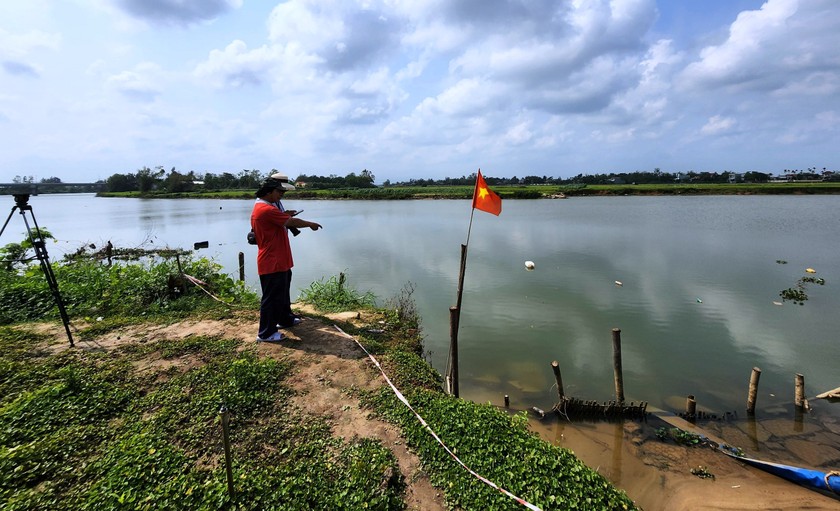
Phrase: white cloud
[
  {"left": 0, "top": 28, "right": 60, "bottom": 59},
  {"left": 193, "top": 40, "right": 279, "bottom": 89},
  {"left": 680, "top": 0, "right": 840, "bottom": 93},
  {"left": 504, "top": 121, "right": 534, "bottom": 146},
  {"left": 106, "top": 62, "right": 164, "bottom": 102},
  {"left": 700, "top": 115, "right": 736, "bottom": 136}
]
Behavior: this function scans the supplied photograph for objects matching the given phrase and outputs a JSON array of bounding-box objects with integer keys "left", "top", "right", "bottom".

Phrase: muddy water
[{"left": 525, "top": 408, "right": 840, "bottom": 511}]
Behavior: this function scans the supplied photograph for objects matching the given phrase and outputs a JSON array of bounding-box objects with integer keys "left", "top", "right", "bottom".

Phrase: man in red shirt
[{"left": 251, "top": 177, "right": 322, "bottom": 342}]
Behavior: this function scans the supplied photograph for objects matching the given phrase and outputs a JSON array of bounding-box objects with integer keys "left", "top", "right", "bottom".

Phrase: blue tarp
[{"left": 721, "top": 450, "right": 840, "bottom": 496}]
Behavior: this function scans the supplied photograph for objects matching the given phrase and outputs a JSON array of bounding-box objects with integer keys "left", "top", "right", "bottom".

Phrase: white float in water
[{"left": 525, "top": 260, "right": 535, "bottom": 270}]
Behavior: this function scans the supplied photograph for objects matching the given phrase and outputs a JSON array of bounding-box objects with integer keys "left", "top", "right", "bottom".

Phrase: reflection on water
[{"left": 15, "top": 193, "right": 840, "bottom": 422}]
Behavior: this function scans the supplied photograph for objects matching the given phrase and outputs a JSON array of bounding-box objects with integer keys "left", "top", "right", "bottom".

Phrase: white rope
[{"left": 333, "top": 325, "right": 544, "bottom": 511}]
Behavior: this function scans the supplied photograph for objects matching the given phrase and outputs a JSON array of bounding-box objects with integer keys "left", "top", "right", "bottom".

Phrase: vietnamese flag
[{"left": 472, "top": 170, "right": 502, "bottom": 216}]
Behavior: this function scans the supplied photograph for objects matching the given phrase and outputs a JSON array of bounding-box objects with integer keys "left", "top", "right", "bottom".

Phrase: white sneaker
[{"left": 256, "top": 331, "right": 285, "bottom": 342}]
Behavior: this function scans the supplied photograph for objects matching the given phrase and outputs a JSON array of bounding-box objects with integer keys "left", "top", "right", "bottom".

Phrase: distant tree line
[
  {"left": 294, "top": 169, "right": 376, "bottom": 189},
  {"left": 11, "top": 164, "right": 837, "bottom": 195},
  {"left": 102, "top": 167, "right": 377, "bottom": 193},
  {"left": 104, "top": 166, "right": 261, "bottom": 193},
  {"left": 387, "top": 167, "right": 836, "bottom": 186}
]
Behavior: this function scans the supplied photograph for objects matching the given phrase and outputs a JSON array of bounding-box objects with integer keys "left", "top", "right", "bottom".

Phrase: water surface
[{"left": 10, "top": 193, "right": 839, "bottom": 420}]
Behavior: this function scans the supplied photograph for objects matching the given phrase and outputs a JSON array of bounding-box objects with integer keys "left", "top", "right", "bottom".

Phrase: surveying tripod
[{"left": 0, "top": 194, "right": 74, "bottom": 346}]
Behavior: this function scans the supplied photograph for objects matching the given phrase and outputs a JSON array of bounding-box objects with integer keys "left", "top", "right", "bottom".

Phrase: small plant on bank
[
  {"left": 0, "top": 228, "right": 54, "bottom": 271},
  {"left": 383, "top": 281, "right": 422, "bottom": 334},
  {"left": 690, "top": 466, "right": 715, "bottom": 480},
  {"left": 656, "top": 427, "right": 703, "bottom": 446},
  {"left": 297, "top": 272, "right": 376, "bottom": 312}
]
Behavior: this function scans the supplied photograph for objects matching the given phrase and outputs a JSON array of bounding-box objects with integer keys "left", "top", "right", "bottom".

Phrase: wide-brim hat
[{"left": 269, "top": 173, "right": 296, "bottom": 190}]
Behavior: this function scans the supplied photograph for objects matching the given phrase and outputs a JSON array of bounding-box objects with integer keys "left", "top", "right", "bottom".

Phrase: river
[{"left": 6, "top": 193, "right": 839, "bottom": 420}]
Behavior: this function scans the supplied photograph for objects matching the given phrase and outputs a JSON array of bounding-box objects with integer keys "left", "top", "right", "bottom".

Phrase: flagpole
[
  {"left": 457, "top": 207, "right": 476, "bottom": 311},
  {"left": 447, "top": 176, "right": 479, "bottom": 397}
]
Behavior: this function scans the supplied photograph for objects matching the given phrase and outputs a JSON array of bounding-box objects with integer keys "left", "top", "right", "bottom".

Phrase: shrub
[{"left": 297, "top": 273, "right": 376, "bottom": 312}]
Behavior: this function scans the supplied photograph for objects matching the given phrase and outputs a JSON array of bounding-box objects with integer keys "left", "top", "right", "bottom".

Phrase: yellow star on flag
[{"left": 472, "top": 170, "right": 502, "bottom": 216}]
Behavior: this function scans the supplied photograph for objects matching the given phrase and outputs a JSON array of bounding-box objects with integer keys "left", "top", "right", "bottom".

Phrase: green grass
[
  {"left": 0, "top": 330, "right": 406, "bottom": 510},
  {"left": 359, "top": 349, "right": 636, "bottom": 510}
]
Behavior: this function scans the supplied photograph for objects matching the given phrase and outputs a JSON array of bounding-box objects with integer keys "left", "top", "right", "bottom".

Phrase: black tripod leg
[
  {"left": 20, "top": 208, "right": 75, "bottom": 347},
  {"left": 0, "top": 205, "right": 17, "bottom": 239}
]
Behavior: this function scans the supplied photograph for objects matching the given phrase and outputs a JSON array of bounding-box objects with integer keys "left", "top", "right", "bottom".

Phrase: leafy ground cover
[{"left": 0, "top": 248, "right": 637, "bottom": 509}]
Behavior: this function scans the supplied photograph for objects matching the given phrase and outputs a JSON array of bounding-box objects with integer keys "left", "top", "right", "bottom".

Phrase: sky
[{"left": 1, "top": 0, "right": 838, "bottom": 184}]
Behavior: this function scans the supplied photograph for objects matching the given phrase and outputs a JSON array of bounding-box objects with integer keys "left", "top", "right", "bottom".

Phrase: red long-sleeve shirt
[{"left": 250, "top": 200, "right": 293, "bottom": 275}]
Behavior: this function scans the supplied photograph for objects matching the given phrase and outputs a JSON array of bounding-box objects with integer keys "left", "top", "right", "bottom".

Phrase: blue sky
[{"left": 1, "top": 0, "right": 837, "bottom": 183}]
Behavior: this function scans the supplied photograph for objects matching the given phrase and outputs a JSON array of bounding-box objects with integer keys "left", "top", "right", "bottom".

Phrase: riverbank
[
  {"left": 93, "top": 181, "right": 840, "bottom": 200},
  {"left": 0, "top": 304, "right": 636, "bottom": 510},
  {"left": 6, "top": 309, "right": 839, "bottom": 510}
]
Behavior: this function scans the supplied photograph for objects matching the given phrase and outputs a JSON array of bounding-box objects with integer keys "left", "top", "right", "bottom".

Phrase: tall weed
[{"left": 298, "top": 273, "right": 376, "bottom": 312}]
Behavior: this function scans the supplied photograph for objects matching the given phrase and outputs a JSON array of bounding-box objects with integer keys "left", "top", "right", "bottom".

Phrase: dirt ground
[{"left": 54, "top": 308, "right": 840, "bottom": 511}]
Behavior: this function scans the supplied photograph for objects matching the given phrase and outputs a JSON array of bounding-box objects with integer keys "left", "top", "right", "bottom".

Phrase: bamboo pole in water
[
  {"left": 747, "top": 367, "right": 761, "bottom": 415},
  {"left": 686, "top": 395, "right": 697, "bottom": 419},
  {"left": 551, "top": 360, "right": 565, "bottom": 400},
  {"left": 795, "top": 373, "right": 805, "bottom": 410},
  {"left": 611, "top": 328, "right": 625, "bottom": 405}
]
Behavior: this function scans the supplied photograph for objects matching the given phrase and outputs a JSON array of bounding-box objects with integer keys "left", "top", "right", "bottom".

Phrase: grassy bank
[
  {"left": 0, "top": 250, "right": 637, "bottom": 509},
  {"left": 96, "top": 181, "right": 840, "bottom": 200}
]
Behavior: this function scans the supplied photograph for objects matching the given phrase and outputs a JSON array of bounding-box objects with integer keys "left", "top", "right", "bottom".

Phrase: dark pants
[{"left": 258, "top": 270, "right": 292, "bottom": 339}]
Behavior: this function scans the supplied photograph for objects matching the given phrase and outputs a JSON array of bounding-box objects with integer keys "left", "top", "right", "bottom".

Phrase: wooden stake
[
  {"left": 448, "top": 306, "right": 460, "bottom": 398},
  {"left": 238, "top": 251, "right": 245, "bottom": 281},
  {"left": 794, "top": 373, "right": 805, "bottom": 410},
  {"left": 220, "top": 406, "right": 235, "bottom": 499},
  {"left": 686, "top": 395, "right": 696, "bottom": 418},
  {"left": 747, "top": 367, "right": 761, "bottom": 415},
  {"left": 447, "top": 244, "right": 468, "bottom": 398},
  {"left": 551, "top": 360, "right": 565, "bottom": 400},
  {"left": 611, "top": 328, "right": 625, "bottom": 404}
]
